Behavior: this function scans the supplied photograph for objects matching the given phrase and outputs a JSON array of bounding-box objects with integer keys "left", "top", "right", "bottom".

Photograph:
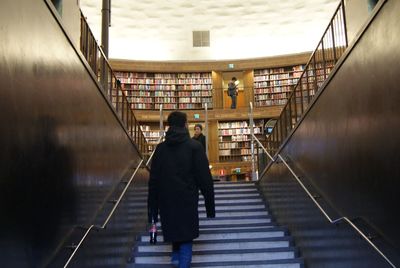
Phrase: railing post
[
  {"left": 159, "top": 104, "right": 164, "bottom": 138},
  {"left": 321, "top": 39, "right": 327, "bottom": 81},
  {"left": 331, "top": 23, "right": 337, "bottom": 62},
  {"left": 312, "top": 56, "right": 318, "bottom": 100},
  {"left": 341, "top": 0, "right": 349, "bottom": 48},
  {"left": 305, "top": 69, "right": 310, "bottom": 109},
  {"left": 205, "top": 103, "right": 209, "bottom": 158},
  {"left": 291, "top": 89, "right": 297, "bottom": 128},
  {"left": 298, "top": 77, "right": 304, "bottom": 116},
  {"left": 283, "top": 101, "right": 289, "bottom": 139},
  {"left": 249, "top": 102, "right": 258, "bottom": 181}
]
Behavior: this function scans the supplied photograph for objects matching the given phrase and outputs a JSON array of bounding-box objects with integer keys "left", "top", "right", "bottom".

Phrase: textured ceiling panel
[{"left": 80, "top": 0, "right": 339, "bottom": 61}]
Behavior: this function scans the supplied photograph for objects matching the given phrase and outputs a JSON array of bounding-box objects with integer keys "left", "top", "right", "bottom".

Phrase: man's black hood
[{"left": 165, "top": 126, "right": 190, "bottom": 145}]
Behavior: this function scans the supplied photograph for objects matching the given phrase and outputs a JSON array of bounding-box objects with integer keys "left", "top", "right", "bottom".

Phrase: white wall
[
  {"left": 50, "top": 0, "right": 81, "bottom": 48},
  {"left": 345, "top": 0, "right": 371, "bottom": 43}
]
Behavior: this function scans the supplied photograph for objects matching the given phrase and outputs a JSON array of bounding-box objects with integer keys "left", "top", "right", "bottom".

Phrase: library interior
[{"left": 1, "top": 0, "right": 399, "bottom": 267}]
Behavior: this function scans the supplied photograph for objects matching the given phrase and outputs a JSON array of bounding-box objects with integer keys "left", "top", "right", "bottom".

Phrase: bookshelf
[
  {"left": 253, "top": 65, "right": 304, "bottom": 107},
  {"left": 115, "top": 72, "right": 213, "bottom": 110},
  {"left": 218, "top": 120, "right": 264, "bottom": 162}
]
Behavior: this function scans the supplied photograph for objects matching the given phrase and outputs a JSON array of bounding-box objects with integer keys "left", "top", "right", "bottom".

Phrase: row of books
[
  {"left": 254, "top": 79, "right": 299, "bottom": 87},
  {"left": 154, "top": 91, "right": 177, "bottom": 97},
  {"left": 255, "top": 99, "right": 287, "bottom": 106},
  {"left": 133, "top": 91, "right": 211, "bottom": 97},
  {"left": 254, "top": 86, "right": 293, "bottom": 94},
  {"left": 131, "top": 103, "right": 153, "bottom": 109},
  {"left": 125, "top": 91, "right": 152, "bottom": 97},
  {"left": 219, "top": 149, "right": 252, "bottom": 156},
  {"left": 219, "top": 128, "right": 262, "bottom": 136},
  {"left": 255, "top": 93, "right": 289, "bottom": 101},
  {"left": 116, "top": 72, "right": 212, "bottom": 79},
  {"left": 120, "top": 78, "right": 212, "bottom": 85},
  {"left": 253, "top": 73, "right": 302, "bottom": 82},
  {"left": 220, "top": 135, "right": 249, "bottom": 142},
  {"left": 127, "top": 97, "right": 153, "bottom": 103},
  {"left": 179, "top": 97, "right": 205, "bottom": 103},
  {"left": 219, "top": 155, "right": 252, "bottom": 162},
  {"left": 178, "top": 103, "right": 205, "bottom": 109},
  {"left": 128, "top": 97, "right": 212, "bottom": 104},
  {"left": 177, "top": 91, "right": 212, "bottom": 97},
  {"left": 219, "top": 142, "right": 251, "bottom": 149},
  {"left": 254, "top": 65, "right": 305, "bottom": 75},
  {"left": 155, "top": 103, "right": 177, "bottom": 109},
  {"left": 130, "top": 103, "right": 210, "bottom": 110},
  {"left": 123, "top": 84, "right": 212, "bottom": 90},
  {"left": 219, "top": 121, "right": 248, "bottom": 129},
  {"left": 201, "top": 102, "right": 213, "bottom": 108}
]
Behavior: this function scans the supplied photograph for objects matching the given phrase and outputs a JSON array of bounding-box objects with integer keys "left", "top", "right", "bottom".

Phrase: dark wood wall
[
  {"left": 259, "top": 0, "right": 400, "bottom": 265},
  {"left": 0, "top": 0, "right": 144, "bottom": 266}
]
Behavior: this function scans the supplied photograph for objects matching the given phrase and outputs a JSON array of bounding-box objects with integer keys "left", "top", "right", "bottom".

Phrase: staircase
[
  {"left": 130, "top": 182, "right": 304, "bottom": 268},
  {"left": 49, "top": 168, "right": 150, "bottom": 268}
]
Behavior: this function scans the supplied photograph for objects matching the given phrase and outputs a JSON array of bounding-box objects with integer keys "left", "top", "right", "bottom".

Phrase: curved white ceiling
[{"left": 80, "top": 0, "right": 339, "bottom": 61}]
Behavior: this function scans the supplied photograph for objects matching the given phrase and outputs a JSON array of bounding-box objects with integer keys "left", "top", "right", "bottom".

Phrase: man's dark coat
[{"left": 148, "top": 126, "right": 215, "bottom": 242}]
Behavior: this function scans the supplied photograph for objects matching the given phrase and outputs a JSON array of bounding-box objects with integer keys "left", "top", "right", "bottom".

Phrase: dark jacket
[
  {"left": 192, "top": 133, "right": 206, "bottom": 151},
  {"left": 148, "top": 126, "right": 215, "bottom": 242},
  {"left": 228, "top": 81, "right": 237, "bottom": 96}
]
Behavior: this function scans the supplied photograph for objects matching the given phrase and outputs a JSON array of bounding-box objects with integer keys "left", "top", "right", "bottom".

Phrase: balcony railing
[{"left": 80, "top": 11, "right": 149, "bottom": 157}]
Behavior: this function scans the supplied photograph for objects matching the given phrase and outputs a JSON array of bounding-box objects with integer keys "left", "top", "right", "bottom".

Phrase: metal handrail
[
  {"left": 80, "top": 10, "right": 149, "bottom": 157},
  {"left": 252, "top": 133, "right": 396, "bottom": 268},
  {"left": 145, "top": 135, "right": 164, "bottom": 167},
  {"left": 63, "top": 135, "right": 164, "bottom": 268},
  {"left": 266, "top": 0, "right": 348, "bottom": 156}
]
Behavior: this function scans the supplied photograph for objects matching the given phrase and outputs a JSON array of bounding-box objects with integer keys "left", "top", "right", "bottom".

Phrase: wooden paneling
[
  {"left": 0, "top": 0, "right": 144, "bottom": 266},
  {"left": 207, "top": 120, "right": 219, "bottom": 163},
  {"left": 133, "top": 106, "right": 282, "bottom": 122},
  {"left": 212, "top": 71, "right": 223, "bottom": 109},
  {"left": 243, "top": 70, "right": 254, "bottom": 107}
]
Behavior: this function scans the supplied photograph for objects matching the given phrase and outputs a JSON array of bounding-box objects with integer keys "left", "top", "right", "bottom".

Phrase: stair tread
[
  {"left": 135, "top": 246, "right": 298, "bottom": 256},
  {"left": 74, "top": 182, "right": 304, "bottom": 268},
  {"left": 142, "top": 226, "right": 287, "bottom": 237},
  {"left": 136, "top": 236, "right": 294, "bottom": 246},
  {"left": 132, "top": 257, "right": 304, "bottom": 267}
]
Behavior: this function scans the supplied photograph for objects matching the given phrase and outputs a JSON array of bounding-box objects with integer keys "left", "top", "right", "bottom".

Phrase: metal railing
[
  {"left": 80, "top": 11, "right": 148, "bottom": 156},
  {"left": 266, "top": 0, "right": 348, "bottom": 156},
  {"left": 251, "top": 133, "right": 396, "bottom": 268},
  {"left": 63, "top": 13, "right": 162, "bottom": 267},
  {"left": 63, "top": 134, "right": 163, "bottom": 268}
]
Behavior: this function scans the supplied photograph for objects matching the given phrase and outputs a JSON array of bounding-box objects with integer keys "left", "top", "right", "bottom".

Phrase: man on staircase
[{"left": 148, "top": 111, "right": 216, "bottom": 268}]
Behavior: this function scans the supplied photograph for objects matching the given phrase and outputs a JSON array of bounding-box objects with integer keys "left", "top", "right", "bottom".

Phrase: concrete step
[
  {"left": 150, "top": 214, "right": 272, "bottom": 227},
  {"left": 127, "top": 182, "right": 303, "bottom": 268},
  {"left": 201, "top": 204, "right": 267, "bottom": 211},
  {"left": 198, "top": 210, "right": 269, "bottom": 218},
  {"left": 214, "top": 189, "right": 259, "bottom": 194},
  {"left": 199, "top": 222, "right": 278, "bottom": 231},
  {"left": 126, "top": 193, "right": 262, "bottom": 202},
  {"left": 137, "top": 237, "right": 293, "bottom": 253},
  {"left": 132, "top": 258, "right": 304, "bottom": 268},
  {"left": 134, "top": 247, "right": 298, "bottom": 264},
  {"left": 199, "top": 199, "right": 264, "bottom": 205},
  {"left": 213, "top": 183, "right": 256, "bottom": 187},
  {"left": 198, "top": 216, "right": 272, "bottom": 227},
  {"left": 140, "top": 228, "right": 287, "bottom": 242},
  {"left": 201, "top": 193, "right": 261, "bottom": 199}
]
